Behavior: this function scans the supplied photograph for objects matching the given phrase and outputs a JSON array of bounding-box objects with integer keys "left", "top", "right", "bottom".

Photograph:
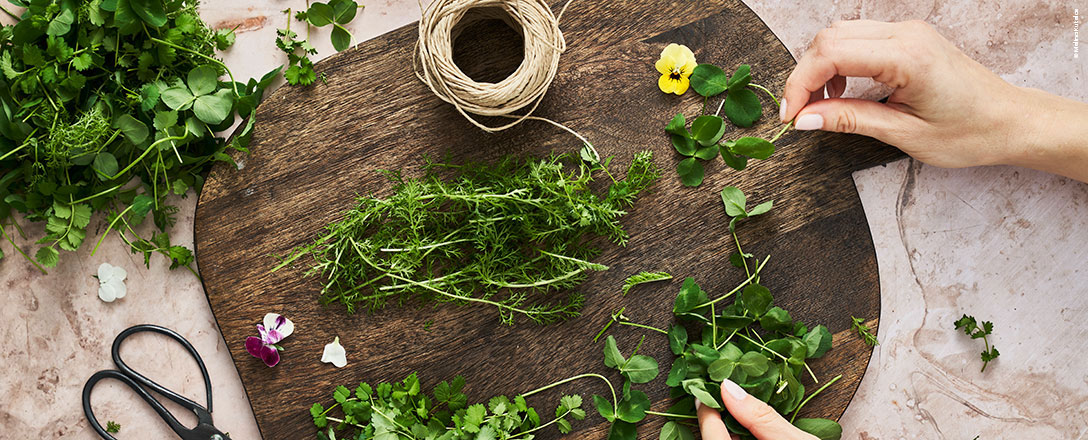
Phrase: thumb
[
  {"left": 791, "top": 97, "right": 917, "bottom": 144},
  {"left": 720, "top": 379, "right": 817, "bottom": 440}
]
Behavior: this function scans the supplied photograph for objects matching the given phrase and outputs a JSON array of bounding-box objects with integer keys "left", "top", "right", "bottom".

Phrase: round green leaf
[
  {"left": 161, "top": 86, "right": 195, "bottom": 110},
  {"left": 803, "top": 324, "right": 833, "bottom": 358},
  {"left": 681, "top": 379, "right": 721, "bottom": 409},
  {"left": 620, "top": 355, "right": 660, "bottom": 384},
  {"left": 113, "top": 114, "right": 149, "bottom": 144},
  {"left": 671, "top": 135, "right": 696, "bottom": 156},
  {"left": 46, "top": 9, "right": 74, "bottom": 36},
  {"left": 192, "top": 90, "right": 233, "bottom": 125},
  {"left": 593, "top": 395, "right": 615, "bottom": 422},
  {"left": 720, "top": 186, "right": 746, "bottom": 217},
  {"left": 731, "top": 136, "right": 775, "bottom": 160},
  {"left": 187, "top": 65, "right": 219, "bottom": 96},
  {"left": 603, "top": 335, "right": 625, "bottom": 368},
  {"left": 740, "top": 283, "right": 772, "bottom": 316},
  {"left": 331, "top": 0, "right": 359, "bottom": 23},
  {"left": 726, "top": 64, "right": 752, "bottom": 90},
  {"left": 665, "top": 112, "right": 688, "bottom": 137},
  {"left": 689, "top": 63, "right": 729, "bottom": 97},
  {"left": 616, "top": 390, "right": 650, "bottom": 423},
  {"left": 720, "top": 143, "right": 749, "bottom": 170},
  {"left": 331, "top": 25, "right": 352, "bottom": 51},
  {"left": 153, "top": 110, "right": 178, "bottom": 130},
  {"left": 668, "top": 324, "right": 688, "bottom": 355},
  {"left": 130, "top": 0, "right": 168, "bottom": 27},
  {"left": 793, "top": 418, "right": 843, "bottom": 440},
  {"left": 677, "top": 158, "right": 704, "bottom": 187},
  {"left": 607, "top": 420, "right": 637, "bottom": 440},
  {"left": 759, "top": 306, "right": 793, "bottom": 333},
  {"left": 92, "top": 152, "right": 119, "bottom": 180},
  {"left": 306, "top": 2, "right": 335, "bottom": 26},
  {"left": 665, "top": 358, "right": 687, "bottom": 387},
  {"left": 724, "top": 88, "right": 762, "bottom": 127},
  {"left": 707, "top": 358, "right": 736, "bottom": 382},
  {"left": 660, "top": 421, "right": 695, "bottom": 440},
  {"left": 690, "top": 115, "right": 723, "bottom": 143},
  {"left": 737, "top": 352, "right": 769, "bottom": 376},
  {"left": 694, "top": 144, "right": 719, "bottom": 160}
]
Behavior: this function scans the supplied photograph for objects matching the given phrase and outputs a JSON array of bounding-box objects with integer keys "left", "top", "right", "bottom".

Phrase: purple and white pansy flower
[{"left": 245, "top": 313, "right": 294, "bottom": 367}]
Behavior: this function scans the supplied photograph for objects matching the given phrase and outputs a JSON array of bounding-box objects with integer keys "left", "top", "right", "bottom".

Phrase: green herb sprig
[
  {"left": 275, "top": 152, "right": 660, "bottom": 324},
  {"left": 851, "top": 316, "right": 878, "bottom": 346},
  {"left": 596, "top": 187, "right": 844, "bottom": 440},
  {"left": 0, "top": 0, "right": 278, "bottom": 273},
  {"left": 277, "top": 0, "right": 361, "bottom": 86},
  {"left": 666, "top": 64, "right": 792, "bottom": 186},
  {"left": 621, "top": 271, "right": 672, "bottom": 296},
  {"left": 954, "top": 314, "right": 999, "bottom": 372},
  {"left": 105, "top": 420, "right": 120, "bottom": 433}
]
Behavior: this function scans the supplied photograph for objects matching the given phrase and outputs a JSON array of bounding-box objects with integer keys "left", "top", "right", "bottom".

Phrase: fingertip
[{"left": 697, "top": 398, "right": 730, "bottom": 440}]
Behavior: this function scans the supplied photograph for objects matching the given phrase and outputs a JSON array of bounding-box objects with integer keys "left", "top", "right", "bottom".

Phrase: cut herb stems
[{"left": 275, "top": 152, "right": 660, "bottom": 324}]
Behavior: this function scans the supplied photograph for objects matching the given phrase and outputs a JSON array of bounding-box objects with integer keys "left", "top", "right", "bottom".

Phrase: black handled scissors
[{"left": 82, "top": 324, "right": 231, "bottom": 440}]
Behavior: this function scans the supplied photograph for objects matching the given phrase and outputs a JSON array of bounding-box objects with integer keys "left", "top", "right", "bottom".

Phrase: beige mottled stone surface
[{"left": 1, "top": 1, "right": 1084, "bottom": 439}]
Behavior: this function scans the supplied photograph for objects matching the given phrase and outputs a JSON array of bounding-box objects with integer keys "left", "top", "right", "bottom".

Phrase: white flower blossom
[{"left": 97, "top": 263, "right": 128, "bottom": 302}]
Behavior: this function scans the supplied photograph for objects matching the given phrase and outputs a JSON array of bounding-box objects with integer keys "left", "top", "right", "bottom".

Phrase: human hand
[
  {"left": 779, "top": 20, "right": 1088, "bottom": 182},
  {"left": 697, "top": 379, "right": 817, "bottom": 440}
]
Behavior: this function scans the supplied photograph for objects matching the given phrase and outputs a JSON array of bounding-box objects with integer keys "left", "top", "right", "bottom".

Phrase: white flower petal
[
  {"left": 321, "top": 336, "right": 347, "bottom": 368},
  {"left": 262, "top": 313, "right": 294, "bottom": 339},
  {"left": 99, "top": 282, "right": 120, "bottom": 302},
  {"left": 112, "top": 280, "right": 126, "bottom": 299}
]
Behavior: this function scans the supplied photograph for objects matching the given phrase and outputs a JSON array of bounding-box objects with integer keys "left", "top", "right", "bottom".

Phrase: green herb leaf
[
  {"left": 105, "top": 421, "right": 121, "bottom": 433},
  {"left": 607, "top": 420, "right": 637, "bottom": 440},
  {"left": 676, "top": 158, "right": 704, "bottom": 187},
  {"left": 721, "top": 186, "right": 747, "bottom": 217},
  {"left": 793, "top": 418, "right": 843, "bottom": 440},
  {"left": 665, "top": 113, "right": 688, "bottom": 137},
  {"left": 615, "top": 390, "right": 650, "bottom": 423},
  {"left": 306, "top": 2, "right": 336, "bottom": 26},
  {"left": 671, "top": 135, "right": 696, "bottom": 156},
  {"left": 694, "top": 144, "right": 720, "bottom": 160},
  {"left": 681, "top": 378, "right": 720, "bottom": 409},
  {"left": 690, "top": 64, "right": 729, "bottom": 97},
  {"left": 737, "top": 352, "right": 769, "bottom": 376},
  {"left": 620, "top": 355, "right": 659, "bottom": 384},
  {"left": 331, "top": 25, "right": 352, "bottom": 52},
  {"left": 660, "top": 421, "right": 695, "bottom": 440},
  {"left": 604, "top": 335, "right": 626, "bottom": 368},
  {"left": 802, "top": 325, "right": 833, "bottom": 358},
  {"left": 720, "top": 146, "right": 749, "bottom": 171},
  {"left": 673, "top": 277, "right": 708, "bottom": 315},
  {"left": 726, "top": 64, "right": 752, "bottom": 90},
  {"left": 36, "top": 246, "right": 59, "bottom": 268},
  {"left": 93, "top": 153, "right": 120, "bottom": 180},
  {"left": 665, "top": 358, "right": 687, "bottom": 387},
  {"left": 729, "top": 136, "right": 775, "bottom": 160},
  {"left": 690, "top": 115, "right": 724, "bottom": 145},
  {"left": 667, "top": 324, "right": 687, "bottom": 355},
  {"left": 192, "top": 90, "right": 233, "bottom": 124},
  {"left": 114, "top": 114, "right": 149, "bottom": 144},
  {"left": 47, "top": 9, "right": 75, "bottom": 36},
  {"left": 707, "top": 358, "right": 736, "bottom": 381},
  {"left": 739, "top": 284, "right": 772, "bottom": 317},
  {"left": 593, "top": 394, "right": 616, "bottom": 422},
  {"left": 724, "top": 88, "right": 762, "bottom": 127},
  {"left": 130, "top": 0, "right": 168, "bottom": 27},
  {"left": 187, "top": 65, "right": 219, "bottom": 96}
]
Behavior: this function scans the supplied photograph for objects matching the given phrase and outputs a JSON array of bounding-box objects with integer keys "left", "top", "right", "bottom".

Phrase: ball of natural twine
[{"left": 414, "top": 0, "right": 573, "bottom": 132}]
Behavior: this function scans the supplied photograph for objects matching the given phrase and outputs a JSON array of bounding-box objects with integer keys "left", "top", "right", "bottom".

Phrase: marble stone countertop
[{"left": 1, "top": 1, "right": 1084, "bottom": 439}]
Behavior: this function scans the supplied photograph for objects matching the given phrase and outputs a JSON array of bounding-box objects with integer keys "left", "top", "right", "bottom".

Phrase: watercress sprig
[
  {"left": 851, "top": 316, "right": 879, "bottom": 346},
  {"left": 954, "top": 314, "right": 999, "bottom": 372}
]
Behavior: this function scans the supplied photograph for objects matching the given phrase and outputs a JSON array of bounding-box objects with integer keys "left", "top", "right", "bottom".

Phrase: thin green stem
[
  {"left": 769, "top": 121, "right": 793, "bottom": 143},
  {"left": 732, "top": 229, "right": 751, "bottom": 280},
  {"left": 0, "top": 3, "right": 19, "bottom": 20},
  {"left": 104, "top": 135, "right": 186, "bottom": 181},
  {"left": 1, "top": 221, "right": 47, "bottom": 274},
  {"left": 521, "top": 373, "right": 617, "bottom": 414},
  {"left": 593, "top": 306, "right": 625, "bottom": 343},
  {"left": 617, "top": 321, "right": 668, "bottom": 335},
  {"left": 91, "top": 205, "right": 133, "bottom": 256},
  {"left": 68, "top": 184, "right": 123, "bottom": 205},
  {"left": 748, "top": 83, "right": 780, "bottom": 107},
  {"left": 645, "top": 410, "right": 698, "bottom": 420},
  {"left": 790, "top": 374, "right": 842, "bottom": 423},
  {"left": 694, "top": 256, "right": 770, "bottom": 309}
]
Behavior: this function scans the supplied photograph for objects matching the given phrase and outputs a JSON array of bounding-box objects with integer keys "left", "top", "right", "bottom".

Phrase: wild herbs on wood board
[
  {"left": 0, "top": 0, "right": 361, "bottom": 273},
  {"left": 308, "top": 187, "right": 846, "bottom": 440},
  {"left": 274, "top": 152, "right": 660, "bottom": 324}
]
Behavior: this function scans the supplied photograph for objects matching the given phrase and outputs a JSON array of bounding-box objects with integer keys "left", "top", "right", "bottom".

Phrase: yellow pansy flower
[{"left": 655, "top": 43, "right": 697, "bottom": 95}]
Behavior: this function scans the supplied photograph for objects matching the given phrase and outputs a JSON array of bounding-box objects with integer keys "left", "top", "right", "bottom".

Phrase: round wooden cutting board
[{"left": 194, "top": 0, "right": 902, "bottom": 438}]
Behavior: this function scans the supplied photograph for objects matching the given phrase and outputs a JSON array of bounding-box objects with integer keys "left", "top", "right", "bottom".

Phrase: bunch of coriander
[{"left": 0, "top": 0, "right": 278, "bottom": 273}]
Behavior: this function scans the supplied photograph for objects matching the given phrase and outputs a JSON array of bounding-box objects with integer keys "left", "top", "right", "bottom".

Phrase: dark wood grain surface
[{"left": 194, "top": 0, "right": 903, "bottom": 438}]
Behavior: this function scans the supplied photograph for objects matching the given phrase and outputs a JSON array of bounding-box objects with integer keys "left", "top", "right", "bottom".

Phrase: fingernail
[
  {"left": 779, "top": 98, "right": 788, "bottom": 122},
  {"left": 794, "top": 113, "right": 823, "bottom": 130},
  {"left": 695, "top": 399, "right": 703, "bottom": 411},
  {"left": 722, "top": 379, "right": 748, "bottom": 401}
]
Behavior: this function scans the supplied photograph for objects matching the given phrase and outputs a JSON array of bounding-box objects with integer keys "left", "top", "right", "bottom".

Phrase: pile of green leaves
[
  {"left": 954, "top": 314, "right": 999, "bottom": 372},
  {"left": 598, "top": 187, "right": 844, "bottom": 440},
  {"left": 277, "top": 0, "right": 361, "bottom": 86},
  {"left": 0, "top": 0, "right": 278, "bottom": 272},
  {"left": 310, "top": 372, "right": 589, "bottom": 440},
  {"left": 275, "top": 152, "right": 660, "bottom": 324},
  {"left": 665, "top": 64, "right": 791, "bottom": 187}
]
